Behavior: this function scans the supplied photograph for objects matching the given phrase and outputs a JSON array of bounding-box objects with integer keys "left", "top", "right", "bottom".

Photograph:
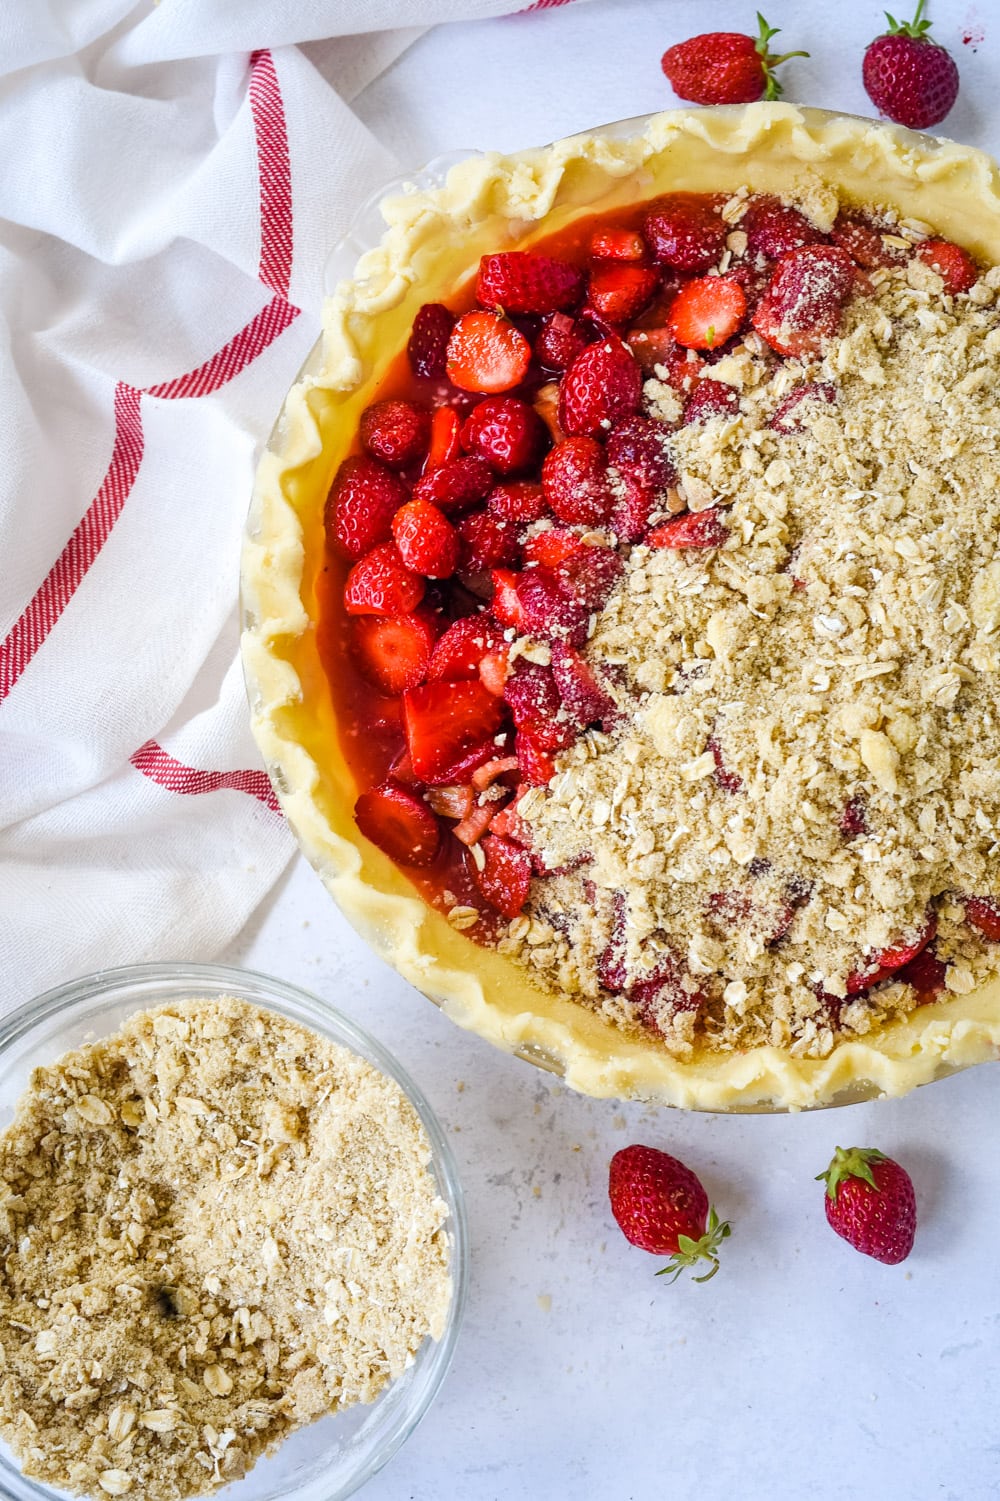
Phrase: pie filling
[{"left": 319, "top": 187, "right": 1000, "bottom": 1063}]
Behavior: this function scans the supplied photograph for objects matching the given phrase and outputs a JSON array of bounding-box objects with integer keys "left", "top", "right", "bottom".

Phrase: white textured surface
[{"left": 228, "top": 2, "right": 1000, "bottom": 1496}]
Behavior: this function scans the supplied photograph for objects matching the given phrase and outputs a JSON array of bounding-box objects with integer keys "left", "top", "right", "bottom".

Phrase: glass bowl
[{"left": 0, "top": 963, "right": 468, "bottom": 1501}]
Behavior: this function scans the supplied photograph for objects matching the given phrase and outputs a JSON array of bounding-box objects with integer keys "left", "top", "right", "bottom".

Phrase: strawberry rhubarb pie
[{"left": 243, "top": 106, "right": 1000, "bottom": 1109}]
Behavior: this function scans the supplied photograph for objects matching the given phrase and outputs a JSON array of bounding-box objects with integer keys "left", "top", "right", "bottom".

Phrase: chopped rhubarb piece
[
  {"left": 447, "top": 310, "right": 532, "bottom": 393},
  {"left": 536, "top": 312, "right": 589, "bottom": 373},
  {"left": 644, "top": 194, "right": 727, "bottom": 273},
  {"left": 424, "top": 405, "right": 462, "bottom": 470},
  {"left": 770, "top": 381, "right": 837, "bottom": 434},
  {"left": 471, "top": 755, "right": 520, "bottom": 791},
  {"left": 550, "top": 641, "right": 615, "bottom": 724},
  {"left": 542, "top": 436, "right": 615, "bottom": 525},
  {"left": 532, "top": 380, "right": 565, "bottom": 444},
  {"left": 453, "top": 803, "right": 496, "bottom": 846},
  {"left": 647, "top": 508, "right": 728, "bottom": 549},
  {"left": 751, "top": 243, "right": 856, "bottom": 360},
  {"left": 915, "top": 238, "right": 978, "bottom": 295},
  {"left": 558, "top": 338, "right": 643, "bottom": 438},
  {"left": 585, "top": 262, "right": 661, "bottom": 324},
  {"left": 478, "top": 649, "right": 510, "bottom": 697},
  {"left": 468, "top": 833, "right": 533, "bottom": 918},
  {"left": 392, "top": 497, "right": 459, "bottom": 578},
  {"left": 846, "top": 915, "right": 937, "bottom": 995},
  {"left": 402, "top": 679, "right": 504, "bottom": 783},
  {"left": 426, "top": 614, "right": 506, "bottom": 682},
  {"left": 344, "top": 543, "right": 426, "bottom": 616},
  {"left": 668, "top": 277, "right": 747, "bottom": 350},
  {"left": 325, "top": 454, "right": 409, "bottom": 561},
  {"left": 964, "top": 895, "right": 1000, "bottom": 941},
  {"left": 743, "top": 197, "right": 826, "bottom": 259},
  {"left": 460, "top": 395, "right": 548, "bottom": 475},
  {"left": 354, "top": 782, "right": 441, "bottom": 867},
  {"left": 477, "top": 251, "right": 584, "bottom": 315},
  {"left": 349, "top": 611, "right": 438, "bottom": 695},
  {"left": 413, "top": 454, "right": 495, "bottom": 513},
  {"left": 590, "top": 226, "right": 649, "bottom": 262},
  {"left": 425, "top": 784, "right": 475, "bottom": 820},
  {"left": 360, "top": 399, "right": 431, "bottom": 468},
  {"left": 408, "top": 302, "right": 455, "bottom": 378},
  {"left": 896, "top": 945, "right": 948, "bottom": 997}
]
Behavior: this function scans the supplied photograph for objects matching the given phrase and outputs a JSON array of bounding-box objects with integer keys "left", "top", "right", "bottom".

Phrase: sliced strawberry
[
  {"left": 426, "top": 614, "right": 506, "bottom": 682},
  {"left": 896, "top": 945, "right": 948, "bottom": 997},
  {"left": 846, "top": 915, "right": 937, "bottom": 995},
  {"left": 644, "top": 195, "right": 727, "bottom": 272},
  {"left": 554, "top": 543, "right": 624, "bottom": 613},
  {"left": 490, "top": 568, "right": 527, "bottom": 630},
  {"left": 325, "top": 455, "right": 410, "bottom": 561},
  {"left": 490, "top": 803, "right": 533, "bottom": 847},
  {"left": 647, "top": 508, "right": 727, "bottom": 549},
  {"left": 517, "top": 568, "right": 590, "bottom": 646},
  {"left": 751, "top": 243, "right": 856, "bottom": 360},
  {"left": 515, "top": 729, "right": 558, "bottom": 786},
  {"left": 585, "top": 262, "right": 661, "bottom": 325},
  {"left": 597, "top": 890, "right": 628, "bottom": 991},
  {"left": 447, "top": 310, "right": 532, "bottom": 394},
  {"left": 770, "top": 381, "right": 837, "bottom": 433},
  {"left": 403, "top": 679, "right": 505, "bottom": 784},
  {"left": 535, "top": 312, "right": 589, "bottom": 373},
  {"left": 550, "top": 641, "right": 615, "bottom": 724},
  {"left": 360, "top": 399, "right": 431, "bottom": 468},
  {"left": 839, "top": 792, "right": 869, "bottom": 839},
  {"left": 344, "top": 543, "right": 426, "bottom": 616},
  {"left": 709, "top": 734, "right": 743, "bottom": 794},
  {"left": 625, "top": 323, "right": 699, "bottom": 380},
  {"left": 631, "top": 956, "right": 705, "bottom": 1022},
  {"left": 388, "top": 745, "right": 418, "bottom": 785},
  {"left": 915, "top": 238, "right": 978, "bottom": 295},
  {"left": 468, "top": 833, "right": 533, "bottom": 918},
  {"left": 590, "top": 227, "right": 649, "bottom": 262},
  {"left": 354, "top": 782, "right": 441, "bottom": 867},
  {"left": 456, "top": 509, "right": 521, "bottom": 572},
  {"left": 487, "top": 480, "right": 548, "bottom": 524},
  {"left": 707, "top": 889, "right": 794, "bottom": 946},
  {"left": 542, "top": 436, "right": 615, "bottom": 525},
  {"left": 607, "top": 413, "right": 678, "bottom": 489},
  {"left": 964, "top": 895, "right": 1000, "bottom": 941},
  {"left": 743, "top": 197, "right": 826, "bottom": 259},
  {"left": 682, "top": 379, "right": 740, "bottom": 424},
  {"left": 350, "top": 611, "right": 438, "bottom": 695},
  {"left": 413, "top": 454, "right": 494, "bottom": 513},
  {"left": 522, "top": 527, "right": 588, "bottom": 568},
  {"left": 831, "top": 213, "right": 907, "bottom": 270},
  {"left": 723, "top": 257, "right": 772, "bottom": 314},
  {"left": 477, "top": 251, "right": 584, "bottom": 315},
  {"left": 558, "top": 338, "right": 643, "bottom": 439},
  {"left": 668, "top": 277, "right": 747, "bottom": 350},
  {"left": 504, "top": 660, "right": 564, "bottom": 731},
  {"left": 408, "top": 302, "right": 455, "bottom": 379},
  {"left": 609, "top": 479, "right": 658, "bottom": 543},
  {"left": 392, "top": 497, "right": 459, "bottom": 578},
  {"left": 434, "top": 737, "right": 507, "bottom": 787},
  {"left": 424, "top": 405, "right": 462, "bottom": 470},
  {"left": 460, "top": 395, "right": 547, "bottom": 475}
]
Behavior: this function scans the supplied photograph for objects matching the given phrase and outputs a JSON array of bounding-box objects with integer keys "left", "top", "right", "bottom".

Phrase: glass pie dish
[
  {"left": 0, "top": 963, "right": 467, "bottom": 1501},
  {"left": 241, "top": 103, "right": 1000, "bottom": 1113}
]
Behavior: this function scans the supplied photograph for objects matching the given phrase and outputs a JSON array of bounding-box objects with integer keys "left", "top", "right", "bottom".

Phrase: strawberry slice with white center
[
  {"left": 402, "top": 679, "right": 505, "bottom": 784},
  {"left": 667, "top": 277, "right": 747, "bottom": 350},
  {"left": 447, "top": 310, "right": 531, "bottom": 393},
  {"left": 964, "top": 895, "right": 1000, "bottom": 941},
  {"left": 354, "top": 782, "right": 441, "bottom": 867},
  {"left": 350, "top": 612, "right": 439, "bottom": 696}
]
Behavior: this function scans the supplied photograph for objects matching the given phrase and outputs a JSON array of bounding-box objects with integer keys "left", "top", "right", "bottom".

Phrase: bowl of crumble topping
[
  {"left": 0, "top": 963, "right": 466, "bottom": 1501},
  {"left": 241, "top": 103, "right": 1000, "bottom": 1112}
]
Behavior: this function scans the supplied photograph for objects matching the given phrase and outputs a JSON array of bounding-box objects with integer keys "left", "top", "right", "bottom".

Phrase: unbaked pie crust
[{"left": 241, "top": 103, "right": 1000, "bottom": 1111}]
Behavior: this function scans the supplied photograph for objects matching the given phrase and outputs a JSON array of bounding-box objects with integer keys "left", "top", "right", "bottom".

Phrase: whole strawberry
[
  {"left": 817, "top": 1146, "right": 917, "bottom": 1264},
  {"left": 661, "top": 13, "right": 809, "bottom": 106},
  {"left": 863, "top": 2, "right": 959, "bottom": 130},
  {"left": 608, "top": 1144, "right": 731, "bottom": 1282}
]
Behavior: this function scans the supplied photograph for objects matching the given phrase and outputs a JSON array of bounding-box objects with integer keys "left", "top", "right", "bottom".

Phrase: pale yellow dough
[{"left": 241, "top": 103, "right": 1000, "bottom": 1111}]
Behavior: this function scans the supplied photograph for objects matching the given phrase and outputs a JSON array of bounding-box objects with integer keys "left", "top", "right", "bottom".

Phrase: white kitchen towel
[{"left": 0, "top": 0, "right": 579, "bottom": 1008}]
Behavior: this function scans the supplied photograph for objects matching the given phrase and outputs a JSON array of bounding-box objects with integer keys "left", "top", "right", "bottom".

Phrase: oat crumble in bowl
[
  {"left": 242, "top": 104, "right": 1000, "bottom": 1110},
  {"left": 0, "top": 966, "right": 464, "bottom": 1501}
]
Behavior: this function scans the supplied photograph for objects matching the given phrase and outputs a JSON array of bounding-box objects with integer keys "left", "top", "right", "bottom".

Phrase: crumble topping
[
  {"left": 505, "top": 250, "right": 1000, "bottom": 1059},
  {"left": 0, "top": 998, "right": 451, "bottom": 1500}
]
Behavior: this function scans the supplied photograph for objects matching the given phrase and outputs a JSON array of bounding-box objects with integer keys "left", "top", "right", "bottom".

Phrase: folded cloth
[{"left": 0, "top": 0, "right": 577, "bottom": 1008}]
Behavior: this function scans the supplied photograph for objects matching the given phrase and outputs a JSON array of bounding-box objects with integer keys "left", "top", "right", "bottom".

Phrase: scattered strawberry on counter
[
  {"left": 608, "top": 1144, "right": 731, "bottom": 1283},
  {"left": 862, "top": 1, "right": 960, "bottom": 129},
  {"left": 817, "top": 1146, "right": 917, "bottom": 1264},
  {"left": 661, "top": 13, "right": 809, "bottom": 105}
]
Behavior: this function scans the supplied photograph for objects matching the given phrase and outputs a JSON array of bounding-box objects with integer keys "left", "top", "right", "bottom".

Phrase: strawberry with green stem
[
  {"left": 818, "top": 1146, "right": 917, "bottom": 1265},
  {"left": 661, "top": 14, "right": 809, "bottom": 107},
  {"left": 862, "top": 1, "right": 960, "bottom": 130},
  {"left": 609, "top": 1144, "right": 731, "bottom": 1283}
]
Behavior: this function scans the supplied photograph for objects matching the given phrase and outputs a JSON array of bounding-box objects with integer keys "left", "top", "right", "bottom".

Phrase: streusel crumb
[
  {"left": 0, "top": 998, "right": 451, "bottom": 1500},
  {"left": 507, "top": 243, "right": 1000, "bottom": 1058}
]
